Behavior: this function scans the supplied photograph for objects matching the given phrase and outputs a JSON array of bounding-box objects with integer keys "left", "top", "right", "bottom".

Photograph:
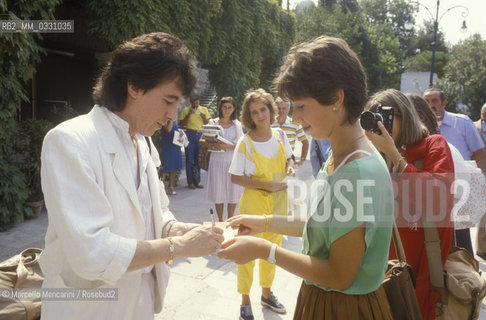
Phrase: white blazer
[{"left": 40, "top": 105, "right": 174, "bottom": 319}]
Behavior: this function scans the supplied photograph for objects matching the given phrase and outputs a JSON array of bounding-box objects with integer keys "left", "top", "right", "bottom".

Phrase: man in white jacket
[{"left": 40, "top": 32, "right": 223, "bottom": 320}]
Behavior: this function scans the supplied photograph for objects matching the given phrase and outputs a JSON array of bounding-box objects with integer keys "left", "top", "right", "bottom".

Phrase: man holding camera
[{"left": 179, "top": 95, "right": 210, "bottom": 189}]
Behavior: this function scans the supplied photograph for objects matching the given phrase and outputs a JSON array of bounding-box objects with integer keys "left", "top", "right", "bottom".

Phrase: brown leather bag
[
  {"left": 198, "top": 147, "right": 210, "bottom": 171},
  {"left": 381, "top": 223, "right": 423, "bottom": 320},
  {"left": 0, "top": 248, "right": 43, "bottom": 320}
]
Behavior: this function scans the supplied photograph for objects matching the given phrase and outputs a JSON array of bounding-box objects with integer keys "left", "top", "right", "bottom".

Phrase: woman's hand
[
  {"left": 263, "top": 181, "right": 287, "bottom": 192},
  {"left": 174, "top": 225, "right": 224, "bottom": 257},
  {"left": 287, "top": 166, "right": 295, "bottom": 176},
  {"left": 286, "top": 158, "right": 296, "bottom": 176},
  {"left": 225, "top": 215, "right": 266, "bottom": 235},
  {"left": 218, "top": 236, "right": 271, "bottom": 264},
  {"left": 364, "top": 121, "right": 399, "bottom": 158}
]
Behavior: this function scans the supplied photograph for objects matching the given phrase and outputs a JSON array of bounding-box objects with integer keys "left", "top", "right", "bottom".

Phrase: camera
[{"left": 360, "top": 106, "right": 394, "bottom": 135}]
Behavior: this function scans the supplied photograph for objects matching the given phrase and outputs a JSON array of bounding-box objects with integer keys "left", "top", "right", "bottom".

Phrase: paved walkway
[{"left": 2, "top": 149, "right": 486, "bottom": 319}]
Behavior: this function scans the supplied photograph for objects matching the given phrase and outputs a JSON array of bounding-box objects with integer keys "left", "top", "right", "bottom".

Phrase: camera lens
[{"left": 360, "top": 111, "right": 383, "bottom": 131}]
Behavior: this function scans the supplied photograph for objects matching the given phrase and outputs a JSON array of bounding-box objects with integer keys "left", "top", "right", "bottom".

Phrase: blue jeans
[{"left": 185, "top": 130, "right": 202, "bottom": 185}]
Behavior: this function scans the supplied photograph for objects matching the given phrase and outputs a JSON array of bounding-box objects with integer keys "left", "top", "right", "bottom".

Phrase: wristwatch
[
  {"left": 166, "top": 237, "right": 174, "bottom": 266},
  {"left": 266, "top": 243, "right": 277, "bottom": 265}
]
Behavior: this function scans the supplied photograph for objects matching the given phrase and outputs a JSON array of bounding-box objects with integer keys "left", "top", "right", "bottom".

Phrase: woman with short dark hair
[{"left": 220, "top": 36, "right": 394, "bottom": 320}]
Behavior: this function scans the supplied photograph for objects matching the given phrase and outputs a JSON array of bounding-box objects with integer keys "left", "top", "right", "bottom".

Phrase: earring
[{"left": 332, "top": 107, "right": 337, "bottom": 111}]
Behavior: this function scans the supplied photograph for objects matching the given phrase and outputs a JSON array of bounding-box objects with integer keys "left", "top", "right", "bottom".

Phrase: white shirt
[
  {"left": 229, "top": 129, "right": 292, "bottom": 177},
  {"left": 105, "top": 108, "right": 154, "bottom": 273}
]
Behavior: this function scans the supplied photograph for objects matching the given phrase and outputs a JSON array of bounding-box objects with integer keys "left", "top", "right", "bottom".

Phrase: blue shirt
[
  {"left": 439, "top": 111, "right": 484, "bottom": 160},
  {"left": 310, "top": 139, "right": 331, "bottom": 177},
  {"left": 481, "top": 120, "right": 486, "bottom": 141}
]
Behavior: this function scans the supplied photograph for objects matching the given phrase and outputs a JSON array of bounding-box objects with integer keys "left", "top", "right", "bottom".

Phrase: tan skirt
[{"left": 293, "top": 281, "right": 393, "bottom": 320}]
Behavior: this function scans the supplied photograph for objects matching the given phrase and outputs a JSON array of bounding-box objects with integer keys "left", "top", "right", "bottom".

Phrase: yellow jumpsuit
[{"left": 237, "top": 129, "right": 288, "bottom": 295}]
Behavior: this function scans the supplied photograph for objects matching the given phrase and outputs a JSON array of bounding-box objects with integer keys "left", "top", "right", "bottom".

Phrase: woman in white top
[
  {"left": 228, "top": 88, "right": 293, "bottom": 319},
  {"left": 201, "top": 97, "right": 244, "bottom": 221}
]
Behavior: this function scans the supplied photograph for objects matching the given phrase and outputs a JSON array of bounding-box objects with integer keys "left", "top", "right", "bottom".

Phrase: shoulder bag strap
[
  {"left": 414, "top": 158, "right": 449, "bottom": 303},
  {"left": 392, "top": 221, "right": 407, "bottom": 263}
]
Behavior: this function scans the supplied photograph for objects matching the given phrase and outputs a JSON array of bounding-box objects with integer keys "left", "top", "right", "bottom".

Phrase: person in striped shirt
[{"left": 272, "top": 97, "right": 309, "bottom": 166}]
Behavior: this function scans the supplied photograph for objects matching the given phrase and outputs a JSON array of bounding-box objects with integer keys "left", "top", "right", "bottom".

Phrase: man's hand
[{"left": 169, "top": 222, "right": 199, "bottom": 236}]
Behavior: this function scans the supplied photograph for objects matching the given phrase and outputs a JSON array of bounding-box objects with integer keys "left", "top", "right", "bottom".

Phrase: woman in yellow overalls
[{"left": 229, "top": 89, "right": 294, "bottom": 320}]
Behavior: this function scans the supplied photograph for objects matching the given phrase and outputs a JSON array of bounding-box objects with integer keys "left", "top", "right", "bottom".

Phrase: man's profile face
[
  {"left": 124, "top": 80, "right": 182, "bottom": 137},
  {"left": 424, "top": 90, "right": 446, "bottom": 120}
]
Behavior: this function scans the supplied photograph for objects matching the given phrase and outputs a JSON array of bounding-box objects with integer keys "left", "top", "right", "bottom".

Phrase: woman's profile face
[
  {"left": 249, "top": 101, "right": 271, "bottom": 130},
  {"left": 291, "top": 97, "right": 336, "bottom": 140}
]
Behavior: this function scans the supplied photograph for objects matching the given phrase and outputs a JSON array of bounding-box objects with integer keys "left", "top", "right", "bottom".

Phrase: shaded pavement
[{"left": 1, "top": 149, "right": 486, "bottom": 319}]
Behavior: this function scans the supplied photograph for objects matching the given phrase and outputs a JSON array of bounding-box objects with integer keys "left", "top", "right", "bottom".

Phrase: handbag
[
  {"left": 198, "top": 147, "right": 210, "bottom": 171},
  {"left": 422, "top": 219, "right": 486, "bottom": 320},
  {"left": 0, "top": 248, "right": 44, "bottom": 320},
  {"left": 381, "top": 222, "right": 423, "bottom": 320}
]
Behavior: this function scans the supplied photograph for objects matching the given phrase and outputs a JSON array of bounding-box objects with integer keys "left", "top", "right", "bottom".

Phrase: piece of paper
[
  {"left": 223, "top": 226, "right": 235, "bottom": 242},
  {"left": 215, "top": 227, "right": 235, "bottom": 253},
  {"left": 203, "top": 221, "right": 225, "bottom": 227},
  {"left": 172, "top": 130, "right": 185, "bottom": 147}
]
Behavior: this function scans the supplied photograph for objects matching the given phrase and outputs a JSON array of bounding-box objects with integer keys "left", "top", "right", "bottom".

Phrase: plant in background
[
  {"left": 11, "top": 119, "right": 53, "bottom": 218},
  {"left": 437, "top": 34, "right": 486, "bottom": 120},
  {"left": 20, "top": 120, "right": 53, "bottom": 200},
  {"left": 0, "top": 0, "right": 59, "bottom": 228}
]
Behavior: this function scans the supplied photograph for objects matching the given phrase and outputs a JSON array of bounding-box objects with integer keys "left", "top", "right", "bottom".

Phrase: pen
[{"left": 210, "top": 209, "right": 215, "bottom": 229}]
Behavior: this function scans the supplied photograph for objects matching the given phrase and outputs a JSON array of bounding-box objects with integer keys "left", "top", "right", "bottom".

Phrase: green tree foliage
[
  {"left": 294, "top": 3, "right": 402, "bottom": 91},
  {"left": 207, "top": 0, "right": 294, "bottom": 103},
  {"left": 361, "top": 0, "right": 417, "bottom": 89},
  {"left": 367, "top": 22, "right": 402, "bottom": 89},
  {"left": 407, "top": 20, "right": 448, "bottom": 55},
  {"left": 86, "top": 0, "right": 223, "bottom": 59},
  {"left": 437, "top": 34, "right": 486, "bottom": 120},
  {"left": 0, "top": 0, "right": 60, "bottom": 228},
  {"left": 86, "top": 0, "right": 293, "bottom": 105},
  {"left": 403, "top": 50, "right": 449, "bottom": 77},
  {"left": 361, "top": 0, "right": 415, "bottom": 47}
]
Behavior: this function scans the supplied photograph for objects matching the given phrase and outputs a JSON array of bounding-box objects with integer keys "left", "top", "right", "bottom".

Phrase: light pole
[{"left": 412, "top": 1, "right": 469, "bottom": 87}]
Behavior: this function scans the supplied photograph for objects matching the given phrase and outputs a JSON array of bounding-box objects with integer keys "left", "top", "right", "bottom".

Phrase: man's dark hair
[
  {"left": 93, "top": 32, "right": 198, "bottom": 111},
  {"left": 274, "top": 36, "right": 368, "bottom": 125},
  {"left": 218, "top": 96, "right": 237, "bottom": 120}
]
